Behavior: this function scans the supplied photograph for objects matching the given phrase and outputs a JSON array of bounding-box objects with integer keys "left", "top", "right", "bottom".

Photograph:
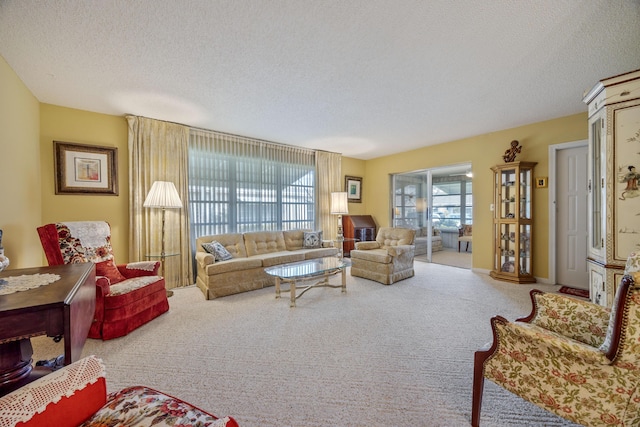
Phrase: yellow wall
[
  {"left": 40, "top": 104, "right": 130, "bottom": 260},
  {"left": 0, "top": 56, "right": 42, "bottom": 269},
  {"left": 362, "top": 113, "right": 587, "bottom": 279}
]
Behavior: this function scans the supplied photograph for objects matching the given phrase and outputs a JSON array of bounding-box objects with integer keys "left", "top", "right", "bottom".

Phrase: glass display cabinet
[{"left": 490, "top": 161, "right": 537, "bottom": 283}]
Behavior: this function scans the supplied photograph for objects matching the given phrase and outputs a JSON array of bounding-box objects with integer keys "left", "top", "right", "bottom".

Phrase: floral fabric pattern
[
  {"left": 529, "top": 292, "right": 610, "bottom": 347},
  {"left": 56, "top": 223, "right": 115, "bottom": 264},
  {"left": 81, "top": 386, "right": 234, "bottom": 427},
  {"left": 482, "top": 274, "right": 640, "bottom": 426}
]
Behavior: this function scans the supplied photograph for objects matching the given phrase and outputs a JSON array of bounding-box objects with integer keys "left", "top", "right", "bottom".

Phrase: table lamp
[{"left": 143, "top": 181, "right": 182, "bottom": 295}]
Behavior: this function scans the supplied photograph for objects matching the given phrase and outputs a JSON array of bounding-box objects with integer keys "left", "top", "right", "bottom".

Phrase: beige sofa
[
  {"left": 350, "top": 227, "right": 416, "bottom": 285},
  {"left": 195, "top": 230, "right": 338, "bottom": 299}
]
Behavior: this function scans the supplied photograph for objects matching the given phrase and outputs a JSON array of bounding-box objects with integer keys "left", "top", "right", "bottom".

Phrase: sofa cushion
[
  {"left": 303, "top": 247, "right": 339, "bottom": 259},
  {"left": 257, "top": 251, "right": 306, "bottom": 267},
  {"left": 205, "top": 257, "right": 264, "bottom": 275},
  {"left": 376, "top": 227, "right": 416, "bottom": 247},
  {"left": 303, "top": 231, "right": 323, "bottom": 248},
  {"left": 244, "top": 231, "right": 287, "bottom": 256},
  {"left": 95, "top": 259, "right": 126, "bottom": 284},
  {"left": 202, "top": 241, "right": 233, "bottom": 261},
  {"left": 85, "top": 386, "right": 237, "bottom": 427},
  {"left": 350, "top": 248, "right": 392, "bottom": 264},
  {"left": 197, "top": 234, "right": 247, "bottom": 259},
  {"left": 283, "top": 229, "right": 310, "bottom": 251},
  {"left": 104, "top": 276, "right": 165, "bottom": 305}
]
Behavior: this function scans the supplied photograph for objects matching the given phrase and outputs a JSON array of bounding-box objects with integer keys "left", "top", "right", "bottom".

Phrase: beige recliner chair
[{"left": 350, "top": 227, "right": 416, "bottom": 285}]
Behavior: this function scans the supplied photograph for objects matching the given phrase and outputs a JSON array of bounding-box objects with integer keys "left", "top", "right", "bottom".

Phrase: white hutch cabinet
[{"left": 583, "top": 69, "right": 640, "bottom": 306}]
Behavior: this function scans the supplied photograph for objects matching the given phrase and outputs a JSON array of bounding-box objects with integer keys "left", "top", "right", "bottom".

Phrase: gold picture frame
[
  {"left": 54, "top": 141, "right": 118, "bottom": 195},
  {"left": 535, "top": 177, "right": 548, "bottom": 188},
  {"left": 345, "top": 175, "right": 362, "bottom": 203}
]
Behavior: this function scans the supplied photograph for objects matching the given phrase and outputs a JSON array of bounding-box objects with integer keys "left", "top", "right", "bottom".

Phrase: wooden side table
[
  {"left": 145, "top": 253, "right": 179, "bottom": 297},
  {"left": 0, "top": 263, "right": 96, "bottom": 396}
]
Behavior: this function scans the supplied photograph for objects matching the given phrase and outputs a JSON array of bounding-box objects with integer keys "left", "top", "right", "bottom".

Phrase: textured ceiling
[{"left": 1, "top": 1, "right": 639, "bottom": 159}]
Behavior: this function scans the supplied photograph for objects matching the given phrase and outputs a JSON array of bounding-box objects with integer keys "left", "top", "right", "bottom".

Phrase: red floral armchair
[
  {"left": 472, "top": 252, "right": 640, "bottom": 426},
  {"left": 38, "top": 221, "right": 169, "bottom": 340}
]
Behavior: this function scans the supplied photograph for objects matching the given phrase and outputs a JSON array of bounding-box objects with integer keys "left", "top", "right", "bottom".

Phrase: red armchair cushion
[
  {"left": 95, "top": 259, "right": 126, "bottom": 284},
  {"left": 15, "top": 378, "right": 107, "bottom": 427}
]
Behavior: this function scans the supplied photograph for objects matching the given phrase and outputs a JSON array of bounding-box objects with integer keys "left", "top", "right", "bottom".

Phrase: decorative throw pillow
[
  {"left": 202, "top": 241, "right": 233, "bottom": 261},
  {"left": 303, "top": 231, "right": 323, "bottom": 249},
  {"left": 95, "top": 259, "right": 126, "bottom": 284}
]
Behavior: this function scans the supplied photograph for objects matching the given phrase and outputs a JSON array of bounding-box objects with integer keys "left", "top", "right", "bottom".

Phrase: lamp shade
[
  {"left": 416, "top": 198, "right": 428, "bottom": 213},
  {"left": 143, "top": 181, "right": 182, "bottom": 209},
  {"left": 330, "top": 192, "right": 349, "bottom": 215}
]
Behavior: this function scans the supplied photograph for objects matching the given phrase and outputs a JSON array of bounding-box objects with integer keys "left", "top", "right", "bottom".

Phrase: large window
[
  {"left": 188, "top": 131, "right": 316, "bottom": 240},
  {"left": 432, "top": 178, "right": 473, "bottom": 229}
]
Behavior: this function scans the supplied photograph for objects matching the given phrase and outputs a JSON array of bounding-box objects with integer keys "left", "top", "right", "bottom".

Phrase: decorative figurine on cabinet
[{"left": 502, "top": 140, "right": 522, "bottom": 162}]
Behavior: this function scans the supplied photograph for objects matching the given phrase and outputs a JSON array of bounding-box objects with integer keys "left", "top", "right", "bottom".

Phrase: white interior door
[{"left": 556, "top": 144, "right": 589, "bottom": 288}]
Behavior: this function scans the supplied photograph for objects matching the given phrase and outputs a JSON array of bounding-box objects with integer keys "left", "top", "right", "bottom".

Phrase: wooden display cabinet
[{"left": 490, "top": 161, "right": 537, "bottom": 284}]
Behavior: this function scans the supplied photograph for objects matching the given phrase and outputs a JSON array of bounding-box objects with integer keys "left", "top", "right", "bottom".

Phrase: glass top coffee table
[{"left": 265, "top": 257, "right": 347, "bottom": 307}]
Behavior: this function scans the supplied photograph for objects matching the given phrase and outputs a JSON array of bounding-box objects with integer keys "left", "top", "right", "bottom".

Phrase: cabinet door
[
  {"left": 587, "top": 114, "right": 605, "bottom": 260},
  {"left": 613, "top": 103, "right": 640, "bottom": 262},
  {"left": 497, "top": 223, "right": 517, "bottom": 274},
  {"left": 588, "top": 262, "right": 606, "bottom": 306},
  {"left": 519, "top": 224, "right": 532, "bottom": 275}
]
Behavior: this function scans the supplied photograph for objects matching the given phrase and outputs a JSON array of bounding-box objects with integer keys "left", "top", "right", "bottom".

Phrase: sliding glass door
[
  {"left": 391, "top": 163, "right": 473, "bottom": 264},
  {"left": 391, "top": 170, "right": 434, "bottom": 262}
]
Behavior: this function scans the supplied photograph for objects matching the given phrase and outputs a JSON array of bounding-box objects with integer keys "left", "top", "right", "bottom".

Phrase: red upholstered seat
[{"left": 37, "top": 221, "right": 169, "bottom": 340}]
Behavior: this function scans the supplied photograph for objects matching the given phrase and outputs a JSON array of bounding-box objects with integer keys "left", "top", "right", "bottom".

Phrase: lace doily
[
  {"left": 126, "top": 261, "right": 157, "bottom": 272},
  {"left": 0, "top": 356, "right": 105, "bottom": 427},
  {"left": 0, "top": 273, "right": 61, "bottom": 296},
  {"left": 62, "top": 221, "right": 110, "bottom": 248}
]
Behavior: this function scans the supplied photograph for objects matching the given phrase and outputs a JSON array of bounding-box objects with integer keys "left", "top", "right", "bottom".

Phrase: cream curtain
[
  {"left": 127, "top": 116, "right": 192, "bottom": 289},
  {"left": 316, "top": 151, "right": 342, "bottom": 241}
]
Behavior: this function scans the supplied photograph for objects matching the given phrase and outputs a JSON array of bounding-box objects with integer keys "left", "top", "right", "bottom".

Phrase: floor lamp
[
  {"left": 331, "top": 192, "right": 349, "bottom": 258},
  {"left": 143, "top": 181, "right": 183, "bottom": 297}
]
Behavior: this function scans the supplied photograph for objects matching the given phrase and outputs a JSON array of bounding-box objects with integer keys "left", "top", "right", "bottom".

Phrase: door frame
[{"left": 548, "top": 139, "right": 588, "bottom": 285}]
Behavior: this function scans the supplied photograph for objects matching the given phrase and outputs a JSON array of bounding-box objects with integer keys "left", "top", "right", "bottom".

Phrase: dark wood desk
[{"left": 0, "top": 263, "right": 96, "bottom": 395}]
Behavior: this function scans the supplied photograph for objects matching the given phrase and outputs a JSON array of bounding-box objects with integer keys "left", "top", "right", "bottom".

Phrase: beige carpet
[
  {"left": 32, "top": 262, "right": 580, "bottom": 427},
  {"left": 416, "top": 248, "right": 472, "bottom": 269}
]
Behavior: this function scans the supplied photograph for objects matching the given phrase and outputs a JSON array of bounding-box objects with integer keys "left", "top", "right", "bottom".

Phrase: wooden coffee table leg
[
  {"left": 341, "top": 268, "right": 346, "bottom": 293},
  {"left": 290, "top": 279, "right": 296, "bottom": 307},
  {"left": 275, "top": 277, "right": 281, "bottom": 299}
]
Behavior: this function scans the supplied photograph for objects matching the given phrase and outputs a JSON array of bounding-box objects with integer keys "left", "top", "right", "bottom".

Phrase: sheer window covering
[{"left": 189, "top": 130, "right": 318, "bottom": 246}]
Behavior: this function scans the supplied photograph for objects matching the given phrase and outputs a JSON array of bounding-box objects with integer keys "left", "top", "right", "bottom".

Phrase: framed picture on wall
[
  {"left": 54, "top": 141, "right": 118, "bottom": 195},
  {"left": 345, "top": 176, "right": 362, "bottom": 203}
]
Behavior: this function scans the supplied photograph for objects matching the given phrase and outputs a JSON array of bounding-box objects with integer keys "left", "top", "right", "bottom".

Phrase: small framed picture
[
  {"left": 535, "top": 177, "right": 548, "bottom": 188},
  {"left": 54, "top": 141, "right": 118, "bottom": 195},
  {"left": 345, "top": 176, "right": 362, "bottom": 203}
]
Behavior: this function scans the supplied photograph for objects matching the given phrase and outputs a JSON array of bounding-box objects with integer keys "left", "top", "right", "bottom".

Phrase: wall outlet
[{"left": 489, "top": 203, "right": 494, "bottom": 211}]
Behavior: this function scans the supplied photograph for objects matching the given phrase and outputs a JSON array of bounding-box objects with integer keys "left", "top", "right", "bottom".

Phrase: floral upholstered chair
[
  {"left": 350, "top": 227, "right": 416, "bottom": 285},
  {"left": 472, "top": 252, "right": 640, "bottom": 426},
  {"left": 38, "top": 221, "right": 169, "bottom": 340}
]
